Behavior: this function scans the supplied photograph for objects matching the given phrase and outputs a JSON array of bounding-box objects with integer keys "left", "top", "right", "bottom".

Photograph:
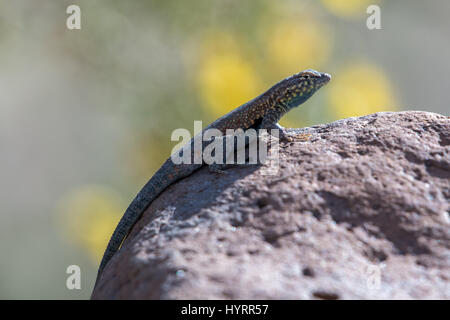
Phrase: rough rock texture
[{"left": 92, "top": 111, "right": 449, "bottom": 299}]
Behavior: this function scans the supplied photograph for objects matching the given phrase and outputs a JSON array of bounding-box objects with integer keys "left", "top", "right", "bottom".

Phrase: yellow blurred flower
[
  {"left": 266, "top": 18, "right": 332, "bottom": 76},
  {"left": 328, "top": 62, "right": 397, "bottom": 119},
  {"left": 321, "top": 0, "right": 377, "bottom": 18},
  {"left": 56, "top": 185, "right": 123, "bottom": 263},
  {"left": 197, "top": 32, "right": 263, "bottom": 117}
]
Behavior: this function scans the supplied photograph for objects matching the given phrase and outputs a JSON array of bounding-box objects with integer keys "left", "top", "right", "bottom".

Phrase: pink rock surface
[{"left": 92, "top": 111, "right": 449, "bottom": 299}]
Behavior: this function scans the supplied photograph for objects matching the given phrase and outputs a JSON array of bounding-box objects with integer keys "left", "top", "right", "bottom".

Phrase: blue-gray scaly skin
[{"left": 94, "top": 69, "right": 331, "bottom": 289}]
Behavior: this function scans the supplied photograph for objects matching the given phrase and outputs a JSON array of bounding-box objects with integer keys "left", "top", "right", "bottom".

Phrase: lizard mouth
[
  {"left": 321, "top": 72, "right": 331, "bottom": 82},
  {"left": 314, "top": 72, "right": 331, "bottom": 88}
]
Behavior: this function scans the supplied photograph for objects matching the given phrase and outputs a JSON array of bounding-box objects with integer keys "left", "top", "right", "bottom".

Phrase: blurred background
[{"left": 0, "top": 0, "right": 448, "bottom": 299}]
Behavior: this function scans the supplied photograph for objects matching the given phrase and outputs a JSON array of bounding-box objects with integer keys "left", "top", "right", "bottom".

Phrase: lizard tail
[
  {"left": 93, "top": 190, "right": 154, "bottom": 289},
  {"left": 93, "top": 166, "right": 167, "bottom": 289},
  {"left": 96, "top": 203, "right": 140, "bottom": 275},
  {"left": 93, "top": 158, "right": 200, "bottom": 290}
]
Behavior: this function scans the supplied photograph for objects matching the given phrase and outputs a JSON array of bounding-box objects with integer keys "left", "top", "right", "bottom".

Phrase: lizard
[{"left": 94, "top": 69, "right": 331, "bottom": 288}]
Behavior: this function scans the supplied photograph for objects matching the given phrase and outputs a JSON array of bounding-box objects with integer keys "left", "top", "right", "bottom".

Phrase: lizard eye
[{"left": 303, "top": 69, "right": 321, "bottom": 78}]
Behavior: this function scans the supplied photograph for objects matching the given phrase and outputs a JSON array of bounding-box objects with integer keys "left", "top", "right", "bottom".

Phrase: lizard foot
[
  {"left": 279, "top": 130, "right": 312, "bottom": 142},
  {"left": 294, "top": 133, "right": 312, "bottom": 142},
  {"left": 279, "top": 130, "right": 294, "bottom": 142},
  {"left": 261, "top": 123, "right": 293, "bottom": 142}
]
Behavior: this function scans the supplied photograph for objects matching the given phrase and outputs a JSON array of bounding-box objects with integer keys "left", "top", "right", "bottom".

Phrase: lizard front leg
[
  {"left": 205, "top": 134, "right": 234, "bottom": 173},
  {"left": 208, "top": 129, "right": 260, "bottom": 172},
  {"left": 260, "top": 113, "right": 293, "bottom": 142}
]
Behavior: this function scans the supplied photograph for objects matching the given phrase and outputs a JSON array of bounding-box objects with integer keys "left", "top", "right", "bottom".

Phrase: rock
[{"left": 92, "top": 111, "right": 449, "bottom": 299}]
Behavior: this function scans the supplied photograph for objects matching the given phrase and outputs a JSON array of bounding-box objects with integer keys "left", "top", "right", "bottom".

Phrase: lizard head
[{"left": 273, "top": 69, "right": 331, "bottom": 110}]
